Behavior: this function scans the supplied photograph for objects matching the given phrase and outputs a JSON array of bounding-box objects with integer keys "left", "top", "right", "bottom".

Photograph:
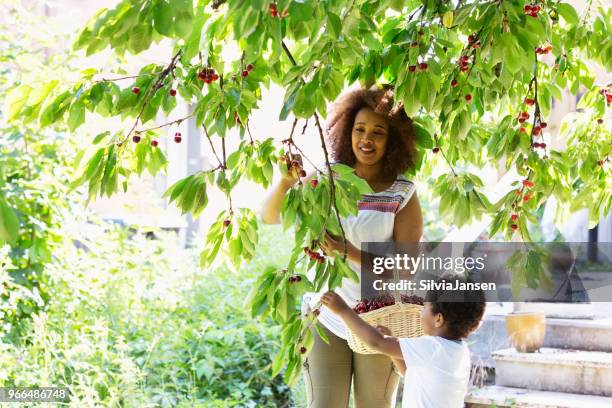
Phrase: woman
[{"left": 261, "top": 85, "right": 424, "bottom": 408}]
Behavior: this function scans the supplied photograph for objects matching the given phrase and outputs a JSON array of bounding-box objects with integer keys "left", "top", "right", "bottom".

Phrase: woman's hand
[
  {"left": 279, "top": 153, "right": 303, "bottom": 187},
  {"left": 320, "top": 291, "right": 351, "bottom": 315},
  {"left": 319, "top": 231, "right": 347, "bottom": 257}
]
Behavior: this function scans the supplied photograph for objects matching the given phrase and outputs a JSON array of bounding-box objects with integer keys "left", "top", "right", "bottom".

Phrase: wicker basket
[{"left": 347, "top": 302, "right": 424, "bottom": 354}]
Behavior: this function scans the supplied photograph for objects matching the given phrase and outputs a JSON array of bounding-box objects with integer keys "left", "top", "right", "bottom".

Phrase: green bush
[{"left": 1, "top": 223, "right": 300, "bottom": 407}]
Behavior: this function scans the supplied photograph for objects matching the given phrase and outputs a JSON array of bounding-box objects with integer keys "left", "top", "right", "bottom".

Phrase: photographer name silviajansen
[{"left": 372, "top": 279, "right": 496, "bottom": 291}]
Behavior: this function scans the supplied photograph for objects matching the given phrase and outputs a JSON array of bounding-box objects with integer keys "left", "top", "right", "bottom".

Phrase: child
[{"left": 320, "top": 286, "right": 485, "bottom": 408}]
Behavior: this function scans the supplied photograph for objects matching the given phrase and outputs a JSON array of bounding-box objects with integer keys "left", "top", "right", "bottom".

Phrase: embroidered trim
[{"left": 357, "top": 179, "right": 414, "bottom": 214}]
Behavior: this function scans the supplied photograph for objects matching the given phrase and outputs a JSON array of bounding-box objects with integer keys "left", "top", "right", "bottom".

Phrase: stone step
[
  {"left": 468, "top": 316, "right": 612, "bottom": 367},
  {"left": 465, "top": 385, "right": 612, "bottom": 408},
  {"left": 544, "top": 317, "right": 612, "bottom": 351},
  {"left": 493, "top": 348, "right": 612, "bottom": 396}
]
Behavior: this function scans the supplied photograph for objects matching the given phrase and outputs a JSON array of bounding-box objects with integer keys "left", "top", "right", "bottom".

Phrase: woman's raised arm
[{"left": 260, "top": 154, "right": 316, "bottom": 224}]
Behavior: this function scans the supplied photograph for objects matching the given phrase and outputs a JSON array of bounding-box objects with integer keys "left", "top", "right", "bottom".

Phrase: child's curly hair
[
  {"left": 325, "top": 85, "right": 418, "bottom": 180},
  {"left": 425, "top": 279, "right": 486, "bottom": 339}
]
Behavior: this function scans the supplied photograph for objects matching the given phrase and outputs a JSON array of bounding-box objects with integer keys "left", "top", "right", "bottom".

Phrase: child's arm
[
  {"left": 376, "top": 325, "right": 407, "bottom": 376},
  {"left": 320, "top": 291, "right": 403, "bottom": 359},
  {"left": 391, "top": 356, "right": 407, "bottom": 375}
]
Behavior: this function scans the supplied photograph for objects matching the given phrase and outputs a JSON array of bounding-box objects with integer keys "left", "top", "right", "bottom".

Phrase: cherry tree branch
[
  {"left": 281, "top": 40, "right": 349, "bottom": 259},
  {"left": 203, "top": 124, "right": 224, "bottom": 169},
  {"left": 134, "top": 112, "right": 194, "bottom": 134},
  {"left": 119, "top": 50, "right": 182, "bottom": 145}
]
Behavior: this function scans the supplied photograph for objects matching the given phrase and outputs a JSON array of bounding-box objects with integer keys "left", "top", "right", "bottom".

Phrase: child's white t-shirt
[{"left": 398, "top": 335, "right": 470, "bottom": 408}]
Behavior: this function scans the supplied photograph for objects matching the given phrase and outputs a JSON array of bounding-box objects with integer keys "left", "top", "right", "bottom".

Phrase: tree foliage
[{"left": 5, "top": 0, "right": 611, "bottom": 383}]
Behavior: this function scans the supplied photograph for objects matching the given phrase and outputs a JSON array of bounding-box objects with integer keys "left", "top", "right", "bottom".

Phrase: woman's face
[{"left": 351, "top": 107, "right": 389, "bottom": 167}]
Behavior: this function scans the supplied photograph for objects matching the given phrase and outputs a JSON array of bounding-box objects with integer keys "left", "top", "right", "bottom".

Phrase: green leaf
[
  {"left": 68, "top": 101, "right": 86, "bottom": 132},
  {"left": 557, "top": 3, "right": 579, "bottom": 24},
  {"left": 0, "top": 199, "right": 19, "bottom": 244},
  {"left": 153, "top": 0, "right": 174, "bottom": 36},
  {"left": 5, "top": 85, "right": 33, "bottom": 121},
  {"left": 327, "top": 12, "right": 342, "bottom": 38}
]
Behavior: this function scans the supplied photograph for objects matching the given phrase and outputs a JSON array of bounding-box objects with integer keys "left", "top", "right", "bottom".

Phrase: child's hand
[
  {"left": 320, "top": 291, "right": 351, "bottom": 315},
  {"left": 376, "top": 325, "right": 392, "bottom": 336}
]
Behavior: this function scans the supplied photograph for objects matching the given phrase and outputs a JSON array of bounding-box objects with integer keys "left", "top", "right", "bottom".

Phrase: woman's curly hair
[{"left": 325, "top": 84, "right": 418, "bottom": 180}]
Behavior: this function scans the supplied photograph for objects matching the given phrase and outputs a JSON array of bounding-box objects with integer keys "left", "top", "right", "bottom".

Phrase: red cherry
[
  {"left": 310, "top": 179, "right": 318, "bottom": 188},
  {"left": 451, "top": 79, "right": 458, "bottom": 87},
  {"left": 411, "top": 41, "right": 419, "bottom": 48},
  {"left": 132, "top": 135, "right": 141, "bottom": 143},
  {"left": 520, "top": 111, "right": 530, "bottom": 119},
  {"left": 597, "top": 160, "right": 604, "bottom": 166},
  {"left": 432, "top": 147, "right": 440, "bottom": 153},
  {"left": 511, "top": 224, "right": 518, "bottom": 231},
  {"left": 317, "top": 257, "right": 324, "bottom": 263},
  {"left": 418, "top": 30, "right": 424, "bottom": 36},
  {"left": 205, "top": 78, "right": 213, "bottom": 84},
  {"left": 523, "top": 193, "right": 531, "bottom": 202},
  {"left": 241, "top": 70, "right": 249, "bottom": 78},
  {"left": 151, "top": 139, "right": 159, "bottom": 147},
  {"left": 313, "top": 309, "right": 320, "bottom": 316},
  {"left": 533, "top": 126, "right": 541, "bottom": 135},
  {"left": 533, "top": 5, "right": 541, "bottom": 12},
  {"left": 419, "top": 62, "right": 428, "bottom": 70},
  {"left": 223, "top": 219, "right": 231, "bottom": 227},
  {"left": 460, "top": 65, "right": 469, "bottom": 72},
  {"left": 540, "top": 122, "right": 547, "bottom": 129},
  {"left": 198, "top": 71, "right": 206, "bottom": 81},
  {"left": 524, "top": 98, "right": 535, "bottom": 106},
  {"left": 132, "top": 86, "right": 140, "bottom": 94},
  {"left": 597, "top": 118, "right": 604, "bottom": 124},
  {"left": 607, "top": 94, "right": 612, "bottom": 104},
  {"left": 212, "top": 74, "right": 219, "bottom": 81},
  {"left": 540, "top": 142, "right": 547, "bottom": 148},
  {"left": 169, "top": 89, "right": 177, "bottom": 96},
  {"left": 408, "top": 65, "right": 417, "bottom": 72},
  {"left": 246, "top": 63, "right": 254, "bottom": 71},
  {"left": 174, "top": 135, "right": 182, "bottom": 143},
  {"left": 522, "top": 179, "right": 535, "bottom": 188},
  {"left": 524, "top": 5, "right": 532, "bottom": 12},
  {"left": 300, "top": 170, "right": 306, "bottom": 178},
  {"left": 520, "top": 127, "right": 526, "bottom": 133},
  {"left": 468, "top": 34, "right": 475, "bottom": 43},
  {"left": 473, "top": 41, "right": 481, "bottom": 49},
  {"left": 511, "top": 214, "right": 519, "bottom": 221},
  {"left": 465, "top": 94, "right": 472, "bottom": 102}
]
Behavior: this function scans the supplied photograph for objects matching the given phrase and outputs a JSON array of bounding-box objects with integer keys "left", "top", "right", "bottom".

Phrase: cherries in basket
[
  {"left": 353, "top": 294, "right": 425, "bottom": 314},
  {"left": 400, "top": 294, "right": 425, "bottom": 306}
]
